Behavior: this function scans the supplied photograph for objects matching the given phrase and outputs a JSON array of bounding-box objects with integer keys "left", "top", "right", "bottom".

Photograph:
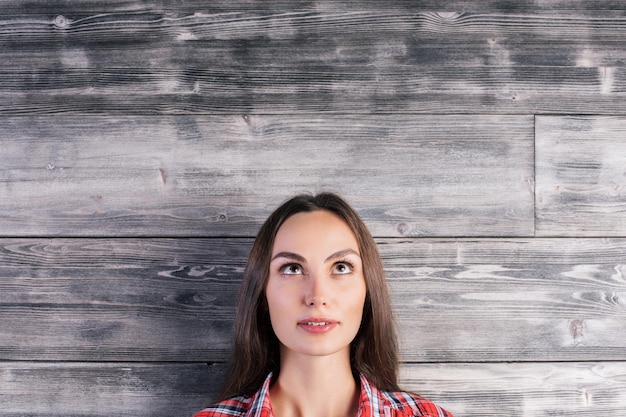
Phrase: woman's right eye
[{"left": 280, "top": 263, "right": 303, "bottom": 275}]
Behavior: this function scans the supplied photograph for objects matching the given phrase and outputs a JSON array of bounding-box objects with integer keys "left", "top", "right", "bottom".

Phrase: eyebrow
[
  {"left": 270, "top": 249, "right": 360, "bottom": 263},
  {"left": 271, "top": 251, "right": 306, "bottom": 263},
  {"left": 325, "top": 249, "right": 360, "bottom": 262}
]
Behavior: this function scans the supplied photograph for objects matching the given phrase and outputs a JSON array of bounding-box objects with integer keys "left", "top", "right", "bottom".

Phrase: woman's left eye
[{"left": 332, "top": 262, "right": 353, "bottom": 275}]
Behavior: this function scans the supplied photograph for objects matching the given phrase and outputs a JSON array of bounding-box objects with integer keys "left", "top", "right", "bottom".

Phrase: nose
[{"left": 304, "top": 272, "right": 328, "bottom": 307}]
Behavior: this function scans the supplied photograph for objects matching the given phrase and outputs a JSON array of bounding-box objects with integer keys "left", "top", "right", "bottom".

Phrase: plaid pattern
[{"left": 193, "top": 373, "right": 453, "bottom": 417}]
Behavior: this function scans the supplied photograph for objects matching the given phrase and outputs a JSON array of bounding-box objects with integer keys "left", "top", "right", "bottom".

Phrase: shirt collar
[
  {"left": 246, "top": 373, "right": 390, "bottom": 417},
  {"left": 358, "top": 373, "right": 387, "bottom": 417},
  {"left": 244, "top": 373, "right": 275, "bottom": 417}
]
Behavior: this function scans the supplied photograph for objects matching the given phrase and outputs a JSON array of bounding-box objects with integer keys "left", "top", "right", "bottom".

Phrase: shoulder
[
  {"left": 191, "top": 396, "right": 252, "bottom": 417},
  {"left": 376, "top": 389, "right": 453, "bottom": 417},
  {"left": 193, "top": 373, "right": 274, "bottom": 417},
  {"left": 360, "top": 374, "right": 452, "bottom": 417}
]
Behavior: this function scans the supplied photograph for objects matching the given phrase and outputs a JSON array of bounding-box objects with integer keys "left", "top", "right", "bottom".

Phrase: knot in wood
[
  {"left": 396, "top": 222, "right": 410, "bottom": 235},
  {"left": 54, "top": 15, "right": 69, "bottom": 29},
  {"left": 569, "top": 319, "right": 586, "bottom": 345}
]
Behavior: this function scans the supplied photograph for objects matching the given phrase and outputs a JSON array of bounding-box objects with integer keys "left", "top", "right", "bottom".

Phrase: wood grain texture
[
  {"left": 1, "top": 67, "right": 624, "bottom": 115},
  {"left": 381, "top": 238, "right": 626, "bottom": 362},
  {"left": 2, "top": 361, "right": 624, "bottom": 417},
  {"left": 0, "top": 361, "right": 223, "bottom": 417},
  {"left": 0, "top": 238, "right": 247, "bottom": 361},
  {"left": 1, "top": 2, "right": 625, "bottom": 416},
  {"left": 2, "top": 10, "right": 625, "bottom": 64},
  {"left": 0, "top": 115, "right": 534, "bottom": 237},
  {"left": 536, "top": 116, "right": 626, "bottom": 236},
  {"left": 1, "top": 237, "right": 624, "bottom": 362},
  {"left": 400, "top": 362, "right": 626, "bottom": 417},
  {"left": 3, "top": 0, "right": 626, "bottom": 14},
  {"left": 0, "top": 8, "right": 625, "bottom": 114}
]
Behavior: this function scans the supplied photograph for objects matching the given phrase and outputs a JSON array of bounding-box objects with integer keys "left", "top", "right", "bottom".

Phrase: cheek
[
  {"left": 265, "top": 284, "right": 292, "bottom": 322},
  {"left": 346, "top": 282, "right": 367, "bottom": 318}
]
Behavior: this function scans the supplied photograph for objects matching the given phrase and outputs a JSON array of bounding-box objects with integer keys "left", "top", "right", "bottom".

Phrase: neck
[{"left": 270, "top": 354, "right": 360, "bottom": 417}]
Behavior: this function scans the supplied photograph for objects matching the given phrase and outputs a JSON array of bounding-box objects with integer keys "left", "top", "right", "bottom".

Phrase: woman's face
[{"left": 266, "top": 210, "right": 367, "bottom": 362}]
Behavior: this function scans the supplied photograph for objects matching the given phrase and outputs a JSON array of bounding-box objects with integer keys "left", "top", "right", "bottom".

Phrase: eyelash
[
  {"left": 277, "top": 259, "right": 355, "bottom": 275},
  {"left": 333, "top": 259, "right": 355, "bottom": 274}
]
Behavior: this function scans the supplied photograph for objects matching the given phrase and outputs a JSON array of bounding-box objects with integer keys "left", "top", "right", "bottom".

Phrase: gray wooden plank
[
  {"left": 2, "top": 67, "right": 624, "bottom": 115},
  {"left": 0, "top": 238, "right": 246, "bottom": 361},
  {"left": 1, "top": 1, "right": 625, "bottom": 14},
  {"left": 0, "top": 361, "right": 223, "bottom": 417},
  {"left": 0, "top": 10, "right": 625, "bottom": 114},
  {"left": 3, "top": 40, "right": 625, "bottom": 72},
  {"left": 1, "top": 238, "right": 624, "bottom": 362},
  {"left": 2, "top": 9, "right": 626, "bottom": 50},
  {"left": 0, "top": 115, "right": 534, "bottom": 237},
  {"left": 400, "top": 362, "right": 626, "bottom": 417},
  {"left": 2, "top": 361, "right": 624, "bottom": 417},
  {"left": 381, "top": 238, "right": 626, "bottom": 362},
  {"left": 536, "top": 116, "right": 626, "bottom": 236},
  {"left": 1, "top": 67, "right": 624, "bottom": 116}
]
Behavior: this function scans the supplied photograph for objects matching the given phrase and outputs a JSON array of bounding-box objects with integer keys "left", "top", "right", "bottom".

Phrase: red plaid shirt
[{"left": 193, "top": 373, "right": 453, "bottom": 417}]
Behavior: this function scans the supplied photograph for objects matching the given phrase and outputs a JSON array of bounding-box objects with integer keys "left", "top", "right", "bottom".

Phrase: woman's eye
[
  {"left": 280, "top": 264, "right": 303, "bottom": 275},
  {"left": 332, "top": 262, "right": 353, "bottom": 275}
]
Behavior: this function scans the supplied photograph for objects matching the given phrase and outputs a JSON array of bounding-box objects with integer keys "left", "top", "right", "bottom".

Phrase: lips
[{"left": 298, "top": 318, "right": 338, "bottom": 333}]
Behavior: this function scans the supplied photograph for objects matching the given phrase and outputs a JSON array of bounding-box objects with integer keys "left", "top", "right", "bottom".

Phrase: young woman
[{"left": 193, "top": 193, "right": 453, "bottom": 417}]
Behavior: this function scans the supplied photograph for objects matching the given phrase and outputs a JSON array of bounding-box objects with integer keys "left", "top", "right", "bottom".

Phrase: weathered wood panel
[
  {"left": 0, "top": 238, "right": 246, "bottom": 361},
  {"left": 3, "top": 10, "right": 626, "bottom": 68},
  {"left": 1, "top": 237, "right": 624, "bottom": 362},
  {"left": 1, "top": 2, "right": 624, "bottom": 416},
  {"left": 2, "top": 361, "right": 625, "bottom": 417},
  {"left": 536, "top": 116, "right": 626, "bottom": 236},
  {"left": 400, "top": 362, "right": 626, "bottom": 417},
  {"left": 3, "top": 0, "right": 626, "bottom": 13},
  {"left": 384, "top": 238, "right": 626, "bottom": 362},
  {"left": 0, "top": 115, "right": 534, "bottom": 237},
  {"left": 0, "top": 8, "right": 625, "bottom": 115},
  {"left": 2, "top": 68, "right": 624, "bottom": 116},
  {"left": 0, "top": 361, "right": 222, "bottom": 417}
]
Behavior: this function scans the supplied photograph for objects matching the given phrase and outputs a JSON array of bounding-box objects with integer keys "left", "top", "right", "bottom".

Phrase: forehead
[{"left": 272, "top": 210, "right": 359, "bottom": 254}]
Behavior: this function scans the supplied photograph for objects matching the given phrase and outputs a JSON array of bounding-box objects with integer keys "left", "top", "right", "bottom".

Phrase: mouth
[
  {"left": 299, "top": 317, "right": 336, "bottom": 325},
  {"left": 298, "top": 318, "right": 338, "bottom": 333}
]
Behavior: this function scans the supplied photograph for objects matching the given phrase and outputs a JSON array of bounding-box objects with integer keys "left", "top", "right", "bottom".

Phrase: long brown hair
[{"left": 218, "top": 193, "right": 399, "bottom": 400}]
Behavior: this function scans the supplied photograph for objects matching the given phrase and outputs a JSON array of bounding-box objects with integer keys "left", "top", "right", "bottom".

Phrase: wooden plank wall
[{"left": 1, "top": 1, "right": 625, "bottom": 416}]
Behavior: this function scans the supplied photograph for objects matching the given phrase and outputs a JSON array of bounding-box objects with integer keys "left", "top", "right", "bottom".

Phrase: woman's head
[
  {"left": 266, "top": 208, "right": 367, "bottom": 365},
  {"left": 220, "top": 193, "right": 399, "bottom": 399}
]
